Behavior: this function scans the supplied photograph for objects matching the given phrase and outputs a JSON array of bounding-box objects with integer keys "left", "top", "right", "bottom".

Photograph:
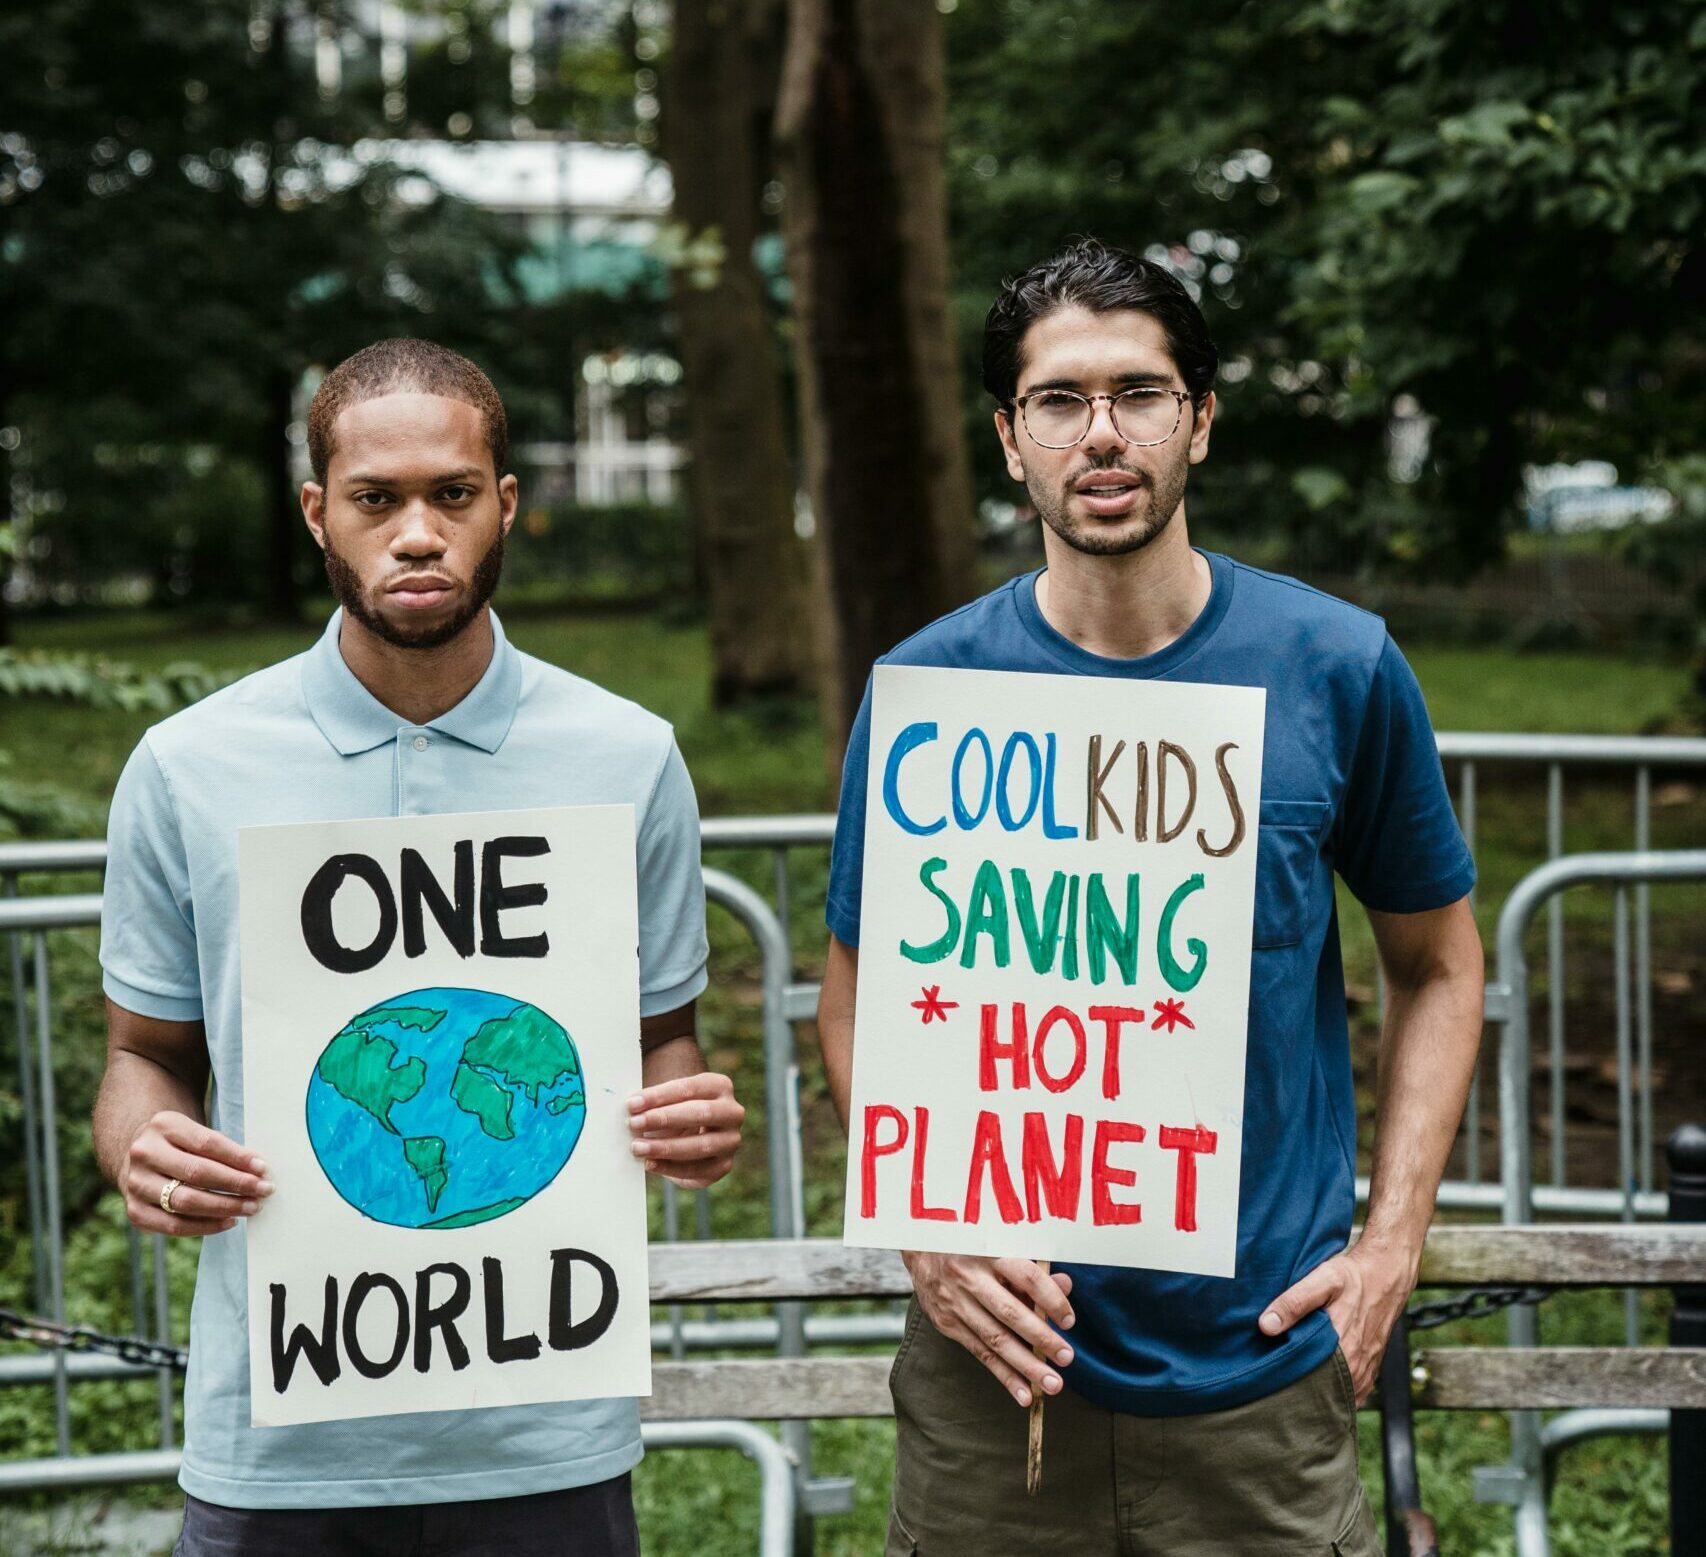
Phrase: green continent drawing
[
  {"left": 450, "top": 1061, "right": 516, "bottom": 1140},
  {"left": 305, "top": 988, "right": 589, "bottom": 1231},
  {"left": 402, "top": 1135, "right": 449, "bottom": 1213},
  {"left": 461, "top": 1002, "right": 582, "bottom": 1104},
  {"left": 426, "top": 1196, "right": 529, "bottom": 1229},
  {"left": 316, "top": 1026, "right": 432, "bottom": 1135}
]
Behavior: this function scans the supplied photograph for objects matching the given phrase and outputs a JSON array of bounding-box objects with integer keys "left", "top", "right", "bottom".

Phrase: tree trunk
[
  {"left": 263, "top": 363, "right": 300, "bottom": 622},
  {"left": 665, "top": 0, "right": 813, "bottom": 706},
  {"left": 777, "top": 0, "right": 978, "bottom": 768}
]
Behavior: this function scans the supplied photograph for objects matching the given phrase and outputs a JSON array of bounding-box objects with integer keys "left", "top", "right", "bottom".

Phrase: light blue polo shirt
[{"left": 99, "top": 609, "right": 709, "bottom": 1509}]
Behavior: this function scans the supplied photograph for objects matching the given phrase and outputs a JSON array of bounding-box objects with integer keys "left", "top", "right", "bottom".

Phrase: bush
[{"left": 503, "top": 500, "right": 696, "bottom": 603}]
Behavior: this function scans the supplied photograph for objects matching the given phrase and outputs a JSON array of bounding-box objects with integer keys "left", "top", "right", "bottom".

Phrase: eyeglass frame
[{"left": 1007, "top": 387, "right": 1193, "bottom": 450}]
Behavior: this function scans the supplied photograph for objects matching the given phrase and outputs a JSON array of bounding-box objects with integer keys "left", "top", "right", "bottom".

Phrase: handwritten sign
[
  {"left": 842, "top": 667, "right": 1267, "bottom": 1276},
  {"left": 240, "top": 805, "right": 650, "bottom": 1427}
]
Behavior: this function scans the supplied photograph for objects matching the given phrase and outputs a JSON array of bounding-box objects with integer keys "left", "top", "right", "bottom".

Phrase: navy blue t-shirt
[{"left": 826, "top": 552, "right": 1475, "bottom": 1415}]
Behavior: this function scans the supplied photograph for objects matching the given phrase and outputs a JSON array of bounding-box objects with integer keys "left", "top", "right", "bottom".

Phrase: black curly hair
[{"left": 982, "top": 239, "right": 1218, "bottom": 412}]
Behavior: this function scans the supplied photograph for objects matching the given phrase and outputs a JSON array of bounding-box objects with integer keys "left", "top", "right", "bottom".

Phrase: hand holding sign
[
  {"left": 903, "top": 1250, "right": 1074, "bottom": 1408},
  {"left": 629, "top": 1071, "right": 745, "bottom": 1189},
  {"left": 122, "top": 1111, "right": 274, "bottom": 1237}
]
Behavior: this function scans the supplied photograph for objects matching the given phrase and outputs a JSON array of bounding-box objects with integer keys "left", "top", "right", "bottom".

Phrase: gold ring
[{"left": 160, "top": 1178, "right": 182, "bottom": 1215}]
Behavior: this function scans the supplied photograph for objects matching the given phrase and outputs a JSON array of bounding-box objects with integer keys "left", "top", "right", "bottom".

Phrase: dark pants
[
  {"left": 886, "top": 1302, "right": 1382, "bottom": 1556},
  {"left": 174, "top": 1475, "right": 640, "bottom": 1557}
]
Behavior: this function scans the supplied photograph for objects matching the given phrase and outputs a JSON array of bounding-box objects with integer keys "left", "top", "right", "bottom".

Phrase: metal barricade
[
  {"left": 9, "top": 730, "right": 1705, "bottom": 1272},
  {"left": 0, "top": 1425, "right": 797, "bottom": 1557},
  {"left": 697, "top": 732, "right": 1706, "bottom": 1227},
  {"left": 0, "top": 883, "right": 816, "bottom": 1554},
  {"left": 4, "top": 733, "right": 1705, "bottom": 1548},
  {"left": 1481, "top": 849, "right": 1706, "bottom": 1557},
  {"left": 1438, "top": 734, "right": 1706, "bottom": 1218}
]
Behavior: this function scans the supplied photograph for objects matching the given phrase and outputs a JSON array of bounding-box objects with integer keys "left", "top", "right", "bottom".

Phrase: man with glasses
[{"left": 816, "top": 240, "right": 1484, "bottom": 1553}]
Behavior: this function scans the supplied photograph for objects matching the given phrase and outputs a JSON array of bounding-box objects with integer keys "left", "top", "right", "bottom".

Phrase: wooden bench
[
  {"left": 0, "top": 1226, "right": 1696, "bottom": 1556},
  {"left": 642, "top": 1226, "right": 1706, "bottom": 1420},
  {"left": 647, "top": 1225, "right": 1706, "bottom": 1553}
]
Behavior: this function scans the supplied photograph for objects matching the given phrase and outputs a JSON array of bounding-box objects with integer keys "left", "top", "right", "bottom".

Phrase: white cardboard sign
[
  {"left": 842, "top": 667, "right": 1267, "bottom": 1276},
  {"left": 239, "top": 805, "right": 650, "bottom": 1427}
]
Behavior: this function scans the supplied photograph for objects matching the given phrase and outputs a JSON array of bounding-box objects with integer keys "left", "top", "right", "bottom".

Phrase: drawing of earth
[{"left": 305, "top": 987, "right": 587, "bottom": 1230}]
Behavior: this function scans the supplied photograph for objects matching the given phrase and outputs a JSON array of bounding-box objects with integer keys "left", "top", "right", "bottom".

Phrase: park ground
[{"left": 2, "top": 602, "right": 1702, "bottom": 1555}]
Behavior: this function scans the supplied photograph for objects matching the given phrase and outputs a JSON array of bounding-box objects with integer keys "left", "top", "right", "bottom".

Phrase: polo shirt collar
[{"left": 301, "top": 608, "right": 522, "bottom": 757}]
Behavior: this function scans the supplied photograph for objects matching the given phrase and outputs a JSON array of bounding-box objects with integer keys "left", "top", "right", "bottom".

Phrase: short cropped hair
[
  {"left": 307, "top": 338, "right": 508, "bottom": 484},
  {"left": 983, "top": 239, "right": 1218, "bottom": 411}
]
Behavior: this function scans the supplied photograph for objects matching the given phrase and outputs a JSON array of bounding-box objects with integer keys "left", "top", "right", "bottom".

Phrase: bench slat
[
  {"left": 644, "top": 1358, "right": 894, "bottom": 1420},
  {"left": 640, "top": 1349, "right": 1706, "bottom": 1420},
  {"left": 644, "top": 1227, "right": 1706, "bottom": 1305},
  {"left": 1413, "top": 1347, "right": 1706, "bottom": 1410},
  {"left": 1413, "top": 1224, "right": 1706, "bottom": 1287},
  {"left": 649, "top": 1241, "right": 908, "bottom": 1303}
]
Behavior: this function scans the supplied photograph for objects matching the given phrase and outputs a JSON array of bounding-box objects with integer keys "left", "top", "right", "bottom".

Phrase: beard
[
  {"left": 1029, "top": 441, "right": 1192, "bottom": 558},
  {"left": 324, "top": 529, "right": 506, "bottom": 651}
]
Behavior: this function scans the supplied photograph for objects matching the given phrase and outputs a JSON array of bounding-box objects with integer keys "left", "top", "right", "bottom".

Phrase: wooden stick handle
[{"left": 1026, "top": 1259, "right": 1049, "bottom": 1495}]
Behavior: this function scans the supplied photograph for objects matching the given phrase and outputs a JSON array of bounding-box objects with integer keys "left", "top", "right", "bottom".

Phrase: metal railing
[
  {"left": 0, "top": 872, "right": 834, "bottom": 1552},
  {"left": 1444, "top": 734, "right": 1706, "bottom": 1210},
  {"left": 4, "top": 740, "right": 1703, "bottom": 1268},
  {"left": 0, "top": 1424, "right": 797, "bottom": 1557},
  {"left": 3, "top": 731, "right": 1704, "bottom": 1549},
  {"left": 698, "top": 733, "right": 1706, "bottom": 1224},
  {"left": 1481, "top": 849, "right": 1706, "bottom": 1557}
]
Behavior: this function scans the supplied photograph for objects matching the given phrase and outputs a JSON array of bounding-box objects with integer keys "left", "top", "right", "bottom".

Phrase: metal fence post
[
  {"left": 703, "top": 869, "right": 829, "bottom": 1553},
  {"left": 1668, "top": 1123, "right": 1706, "bottom": 1555},
  {"left": 1379, "top": 1313, "right": 1440, "bottom": 1557}
]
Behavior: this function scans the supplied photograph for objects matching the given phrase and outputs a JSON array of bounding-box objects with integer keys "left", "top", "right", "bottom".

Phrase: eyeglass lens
[{"left": 1023, "top": 389, "right": 1181, "bottom": 448}]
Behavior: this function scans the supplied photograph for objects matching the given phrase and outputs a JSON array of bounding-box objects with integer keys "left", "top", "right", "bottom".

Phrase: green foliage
[
  {"left": 1287, "top": 0, "right": 1704, "bottom": 572},
  {"left": 0, "top": 753, "right": 106, "bottom": 842},
  {"left": 942, "top": 0, "right": 1705, "bottom": 578},
  {"left": 0, "top": 648, "right": 232, "bottom": 838},
  {"left": 1620, "top": 463, "right": 1706, "bottom": 706},
  {"left": 0, "top": 0, "right": 662, "bottom": 612},
  {"left": 2, "top": 608, "right": 1696, "bottom": 1552},
  {"left": 0, "top": 651, "right": 233, "bottom": 711},
  {"left": 503, "top": 501, "right": 695, "bottom": 599}
]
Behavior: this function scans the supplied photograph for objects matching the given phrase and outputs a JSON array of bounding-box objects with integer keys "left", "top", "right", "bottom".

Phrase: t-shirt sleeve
[
  {"left": 636, "top": 738, "right": 710, "bottom": 1015},
  {"left": 825, "top": 676, "right": 875, "bottom": 947},
  {"left": 1333, "top": 634, "right": 1476, "bottom": 913},
  {"left": 100, "top": 739, "right": 204, "bottom": 1022}
]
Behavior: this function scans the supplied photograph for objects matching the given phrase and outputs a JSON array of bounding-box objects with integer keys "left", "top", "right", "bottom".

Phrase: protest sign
[
  {"left": 239, "top": 805, "right": 649, "bottom": 1427},
  {"left": 843, "top": 666, "right": 1267, "bottom": 1277}
]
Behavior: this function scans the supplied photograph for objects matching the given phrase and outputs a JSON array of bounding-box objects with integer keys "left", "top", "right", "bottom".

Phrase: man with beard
[
  {"left": 816, "top": 241, "right": 1483, "bottom": 1553},
  {"left": 95, "top": 339, "right": 743, "bottom": 1555}
]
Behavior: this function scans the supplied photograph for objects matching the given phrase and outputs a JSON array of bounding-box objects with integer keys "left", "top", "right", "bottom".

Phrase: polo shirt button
[{"left": 412, "top": 735, "right": 429, "bottom": 752}]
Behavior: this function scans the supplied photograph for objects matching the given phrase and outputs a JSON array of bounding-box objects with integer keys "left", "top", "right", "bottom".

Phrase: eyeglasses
[{"left": 1011, "top": 387, "right": 1192, "bottom": 450}]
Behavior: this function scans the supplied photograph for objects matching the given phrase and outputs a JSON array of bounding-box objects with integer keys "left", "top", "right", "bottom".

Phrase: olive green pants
[{"left": 885, "top": 1302, "right": 1383, "bottom": 1556}]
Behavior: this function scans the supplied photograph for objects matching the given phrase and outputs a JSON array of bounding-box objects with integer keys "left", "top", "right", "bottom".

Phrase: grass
[
  {"left": 1405, "top": 646, "right": 1689, "bottom": 735},
  {"left": 2, "top": 599, "right": 1700, "bottom": 1554}
]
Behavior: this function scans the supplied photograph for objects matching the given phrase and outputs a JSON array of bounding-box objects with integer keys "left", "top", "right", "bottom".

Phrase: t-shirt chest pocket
[{"left": 1253, "top": 799, "right": 1330, "bottom": 950}]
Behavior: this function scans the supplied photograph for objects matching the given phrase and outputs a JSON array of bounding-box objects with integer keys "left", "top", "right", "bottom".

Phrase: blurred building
[{"left": 393, "top": 138, "right": 687, "bottom": 507}]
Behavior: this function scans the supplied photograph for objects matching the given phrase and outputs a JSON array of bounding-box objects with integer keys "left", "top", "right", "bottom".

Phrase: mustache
[{"left": 1064, "top": 460, "right": 1148, "bottom": 488}]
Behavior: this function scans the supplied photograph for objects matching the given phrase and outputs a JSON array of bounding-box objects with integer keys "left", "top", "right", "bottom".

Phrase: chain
[
  {"left": 0, "top": 1285, "right": 1557, "bottom": 1371},
  {"left": 0, "top": 1307, "right": 188, "bottom": 1372},
  {"left": 1405, "top": 1286, "right": 1556, "bottom": 1332}
]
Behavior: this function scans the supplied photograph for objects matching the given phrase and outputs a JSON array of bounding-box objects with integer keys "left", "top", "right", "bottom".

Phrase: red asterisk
[
  {"left": 912, "top": 985, "right": 958, "bottom": 1024},
  {"left": 1152, "top": 997, "right": 1195, "bottom": 1033}
]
